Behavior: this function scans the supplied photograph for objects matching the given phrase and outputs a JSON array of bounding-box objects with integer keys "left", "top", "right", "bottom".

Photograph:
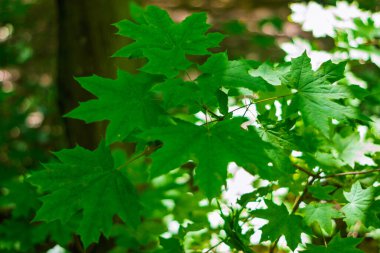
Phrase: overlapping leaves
[
  {"left": 303, "top": 235, "right": 364, "bottom": 253},
  {"left": 342, "top": 182, "right": 374, "bottom": 228},
  {"left": 251, "top": 200, "right": 306, "bottom": 251},
  {"left": 26, "top": 4, "right": 380, "bottom": 252},
  {"left": 141, "top": 118, "right": 271, "bottom": 198},
  {"left": 282, "top": 53, "right": 360, "bottom": 136},
  {"left": 197, "top": 52, "right": 273, "bottom": 94},
  {"left": 302, "top": 203, "right": 342, "bottom": 234},
  {"left": 29, "top": 143, "right": 140, "bottom": 247},
  {"left": 114, "top": 5, "right": 224, "bottom": 77},
  {"left": 66, "top": 70, "right": 165, "bottom": 144}
]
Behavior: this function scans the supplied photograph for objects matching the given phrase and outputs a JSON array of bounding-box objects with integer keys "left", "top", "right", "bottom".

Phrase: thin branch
[
  {"left": 229, "top": 93, "right": 294, "bottom": 114},
  {"left": 115, "top": 143, "right": 162, "bottom": 171},
  {"left": 269, "top": 237, "right": 280, "bottom": 253},
  {"left": 205, "top": 240, "right": 224, "bottom": 253},
  {"left": 195, "top": 101, "right": 224, "bottom": 123},
  {"left": 293, "top": 164, "right": 317, "bottom": 177},
  {"left": 252, "top": 93, "right": 294, "bottom": 104},
  {"left": 185, "top": 71, "right": 193, "bottom": 82},
  {"left": 322, "top": 168, "right": 380, "bottom": 178},
  {"left": 294, "top": 165, "right": 380, "bottom": 179},
  {"left": 242, "top": 101, "right": 253, "bottom": 117},
  {"left": 269, "top": 175, "right": 318, "bottom": 253},
  {"left": 202, "top": 119, "right": 220, "bottom": 126},
  {"left": 202, "top": 104, "right": 223, "bottom": 120},
  {"left": 291, "top": 176, "right": 318, "bottom": 214}
]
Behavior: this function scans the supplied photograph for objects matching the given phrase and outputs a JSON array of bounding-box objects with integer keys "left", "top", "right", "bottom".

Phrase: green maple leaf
[
  {"left": 114, "top": 6, "right": 224, "bottom": 77},
  {"left": 365, "top": 200, "right": 380, "bottom": 228},
  {"left": 251, "top": 200, "right": 305, "bottom": 251},
  {"left": 256, "top": 125, "right": 295, "bottom": 180},
  {"left": 281, "top": 53, "right": 359, "bottom": 136},
  {"left": 141, "top": 118, "right": 270, "bottom": 198},
  {"left": 342, "top": 182, "right": 374, "bottom": 227},
  {"left": 333, "top": 133, "right": 380, "bottom": 168},
  {"left": 160, "top": 237, "right": 184, "bottom": 253},
  {"left": 197, "top": 52, "right": 272, "bottom": 95},
  {"left": 151, "top": 78, "right": 199, "bottom": 110},
  {"left": 29, "top": 142, "right": 140, "bottom": 247},
  {"left": 302, "top": 235, "right": 364, "bottom": 253},
  {"left": 249, "top": 62, "right": 289, "bottom": 86},
  {"left": 302, "top": 203, "right": 343, "bottom": 234},
  {"left": 308, "top": 183, "right": 336, "bottom": 200},
  {"left": 66, "top": 70, "right": 165, "bottom": 144}
]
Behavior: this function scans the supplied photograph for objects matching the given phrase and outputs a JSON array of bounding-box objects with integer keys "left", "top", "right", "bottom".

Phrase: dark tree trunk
[
  {"left": 55, "top": 0, "right": 137, "bottom": 251},
  {"left": 56, "top": 0, "right": 135, "bottom": 149}
]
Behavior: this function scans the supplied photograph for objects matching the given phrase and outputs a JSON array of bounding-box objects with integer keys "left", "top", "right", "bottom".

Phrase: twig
[
  {"left": 294, "top": 165, "right": 380, "bottom": 179},
  {"left": 293, "top": 164, "right": 317, "bottom": 177},
  {"left": 242, "top": 101, "right": 253, "bottom": 117},
  {"left": 269, "top": 175, "right": 318, "bottom": 253},
  {"left": 269, "top": 237, "right": 280, "bottom": 253},
  {"left": 322, "top": 168, "right": 380, "bottom": 178},
  {"left": 202, "top": 119, "right": 220, "bottom": 126},
  {"left": 291, "top": 176, "right": 318, "bottom": 214},
  {"left": 229, "top": 93, "right": 294, "bottom": 114},
  {"left": 205, "top": 240, "right": 224, "bottom": 253},
  {"left": 185, "top": 70, "right": 193, "bottom": 82},
  {"left": 195, "top": 101, "right": 224, "bottom": 123},
  {"left": 115, "top": 143, "right": 162, "bottom": 171},
  {"left": 202, "top": 104, "right": 223, "bottom": 120}
]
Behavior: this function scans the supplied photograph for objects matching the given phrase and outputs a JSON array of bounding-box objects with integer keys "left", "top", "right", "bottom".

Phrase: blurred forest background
[{"left": 1, "top": 0, "right": 380, "bottom": 252}]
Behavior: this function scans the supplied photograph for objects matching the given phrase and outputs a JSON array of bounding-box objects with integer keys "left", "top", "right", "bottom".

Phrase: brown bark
[
  {"left": 56, "top": 0, "right": 136, "bottom": 149},
  {"left": 55, "top": 1, "right": 138, "bottom": 251}
]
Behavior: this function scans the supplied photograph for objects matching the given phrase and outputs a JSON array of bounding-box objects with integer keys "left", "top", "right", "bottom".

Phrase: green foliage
[
  {"left": 2, "top": 2, "right": 380, "bottom": 253},
  {"left": 197, "top": 52, "right": 272, "bottom": 93},
  {"left": 114, "top": 5, "right": 224, "bottom": 77},
  {"left": 66, "top": 70, "right": 165, "bottom": 144},
  {"left": 282, "top": 53, "right": 358, "bottom": 136},
  {"left": 333, "top": 133, "right": 380, "bottom": 167},
  {"left": 29, "top": 142, "right": 140, "bottom": 247},
  {"left": 302, "top": 203, "right": 343, "bottom": 234},
  {"left": 252, "top": 200, "right": 306, "bottom": 251},
  {"left": 342, "top": 182, "right": 374, "bottom": 228},
  {"left": 303, "top": 235, "right": 364, "bottom": 253},
  {"left": 141, "top": 118, "right": 269, "bottom": 198}
]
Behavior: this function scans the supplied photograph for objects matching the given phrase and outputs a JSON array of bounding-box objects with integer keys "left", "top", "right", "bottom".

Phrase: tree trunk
[
  {"left": 56, "top": 0, "right": 136, "bottom": 149},
  {"left": 56, "top": 0, "right": 138, "bottom": 250}
]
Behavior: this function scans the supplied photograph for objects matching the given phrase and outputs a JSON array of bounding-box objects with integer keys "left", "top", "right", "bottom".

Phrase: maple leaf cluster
[{"left": 28, "top": 4, "right": 380, "bottom": 252}]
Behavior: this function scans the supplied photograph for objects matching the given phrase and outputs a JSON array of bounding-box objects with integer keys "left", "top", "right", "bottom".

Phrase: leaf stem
[
  {"left": 115, "top": 143, "right": 162, "bottom": 171},
  {"left": 195, "top": 100, "right": 224, "bottom": 123},
  {"left": 242, "top": 101, "right": 253, "bottom": 117},
  {"left": 202, "top": 104, "right": 223, "bottom": 120},
  {"left": 229, "top": 93, "right": 294, "bottom": 114}
]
